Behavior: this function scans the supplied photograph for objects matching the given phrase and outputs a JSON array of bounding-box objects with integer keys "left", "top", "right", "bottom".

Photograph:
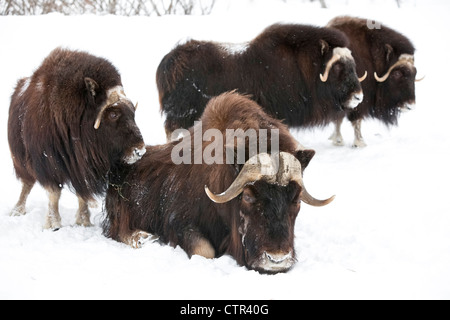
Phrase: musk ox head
[
  {"left": 205, "top": 151, "right": 335, "bottom": 274},
  {"left": 85, "top": 79, "right": 146, "bottom": 165},
  {"left": 374, "top": 53, "right": 423, "bottom": 114},
  {"left": 320, "top": 45, "right": 367, "bottom": 110}
]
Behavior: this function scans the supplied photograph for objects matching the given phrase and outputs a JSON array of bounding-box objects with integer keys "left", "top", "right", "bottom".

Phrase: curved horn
[
  {"left": 320, "top": 47, "right": 354, "bottom": 83},
  {"left": 375, "top": 54, "right": 416, "bottom": 83},
  {"left": 205, "top": 152, "right": 335, "bottom": 207},
  {"left": 279, "top": 152, "right": 335, "bottom": 207},
  {"left": 301, "top": 190, "right": 336, "bottom": 207},
  {"left": 358, "top": 71, "right": 368, "bottom": 82},
  {"left": 374, "top": 71, "right": 389, "bottom": 83},
  {"left": 205, "top": 153, "right": 276, "bottom": 204},
  {"left": 94, "top": 105, "right": 109, "bottom": 129},
  {"left": 415, "top": 75, "right": 425, "bottom": 82},
  {"left": 94, "top": 86, "right": 133, "bottom": 129},
  {"left": 320, "top": 54, "right": 340, "bottom": 82}
]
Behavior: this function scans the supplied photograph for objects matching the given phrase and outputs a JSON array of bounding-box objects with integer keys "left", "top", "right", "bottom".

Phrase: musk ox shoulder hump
[
  {"left": 36, "top": 47, "right": 122, "bottom": 99},
  {"left": 328, "top": 16, "right": 415, "bottom": 55},
  {"left": 252, "top": 23, "right": 350, "bottom": 50}
]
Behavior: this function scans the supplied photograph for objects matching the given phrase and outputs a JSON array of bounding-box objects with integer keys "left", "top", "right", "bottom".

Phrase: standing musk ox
[
  {"left": 157, "top": 23, "right": 367, "bottom": 140},
  {"left": 8, "top": 47, "right": 146, "bottom": 230},
  {"left": 103, "top": 92, "right": 335, "bottom": 274},
  {"left": 327, "top": 16, "right": 423, "bottom": 147}
]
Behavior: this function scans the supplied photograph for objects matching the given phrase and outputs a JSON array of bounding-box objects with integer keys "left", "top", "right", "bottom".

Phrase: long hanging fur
[{"left": 8, "top": 47, "right": 144, "bottom": 201}]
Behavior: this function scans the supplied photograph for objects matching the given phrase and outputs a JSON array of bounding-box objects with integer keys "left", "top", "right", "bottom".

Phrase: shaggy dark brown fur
[
  {"left": 8, "top": 47, "right": 145, "bottom": 229},
  {"left": 157, "top": 23, "right": 364, "bottom": 138},
  {"left": 103, "top": 92, "right": 326, "bottom": 274}
]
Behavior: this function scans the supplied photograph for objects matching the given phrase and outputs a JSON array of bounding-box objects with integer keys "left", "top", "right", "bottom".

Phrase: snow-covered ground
[{"left": 1, "top": 0, "right": 449, "bottom": 299}]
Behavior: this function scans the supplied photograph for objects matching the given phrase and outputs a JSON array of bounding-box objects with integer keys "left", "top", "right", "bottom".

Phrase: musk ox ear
[
  {"left": 319, "top": 40, "right": 329, "bottom": 56},
  {"left": 385, "top": 44, "right": 394, "bottom": 63},
  {"left": 295, "top": 149, "right": 316, "bottom": 170},
  {"left": 84, "top": 77, "right": 99, "bottom": 97}
]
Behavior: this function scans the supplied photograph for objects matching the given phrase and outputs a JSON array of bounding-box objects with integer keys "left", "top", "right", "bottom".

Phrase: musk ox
[
  {"left": 327, "top": 16, "right": 423, "bottom": 147},
  {"left": 157, "top": 23, "right": 367, "bottom": 140},
  {"left": 103, "top": 92, "right": 334, "bottom": 274},
  {"left": 8, "top": 47, "right": 146, "bottom": 230}
]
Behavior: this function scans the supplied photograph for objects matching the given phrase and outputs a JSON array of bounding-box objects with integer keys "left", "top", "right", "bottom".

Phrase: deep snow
[{"left": 1, "top": 0, "right": 450, "bottom": 300}]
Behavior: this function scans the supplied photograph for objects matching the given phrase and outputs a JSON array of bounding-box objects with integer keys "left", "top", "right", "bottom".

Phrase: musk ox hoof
[
  {"left": 352, "top": 139, "right": 367, "bottom": 148},
  {"left": 128, "top": 230, "right": 159, "bottom": 249},
  {"left": 75, "top": 210, "right": 93, "bottom": 227},
  {"left": 329, "top": 136, "right": 345, "bottom": 146},
  {"left": 332, "top": 138, "right": 345, "bottom": 147},
  {"left": 44, "top": 220, "right": 62, "bottom": 231},
  {"left": 44, "top": 212, "right": 62, "bottom": 231},
  {"left": 329, "top": 132, "right": 344, "bottom": 147},
  {"left": 10, "top": 205, "right": 26, "bottom": 216},
  {"left": 75, "top": 217, "right": 93, "bottom": 227}
]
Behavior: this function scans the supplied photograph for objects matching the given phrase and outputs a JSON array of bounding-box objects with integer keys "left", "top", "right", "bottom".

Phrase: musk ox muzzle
[
  {"left": 124, "top": 145, "right": 147, "bottom": 164},
  {"left": 252, "top": 251, "right": 295, "bottom": 273},
  {"left": 205, "top": 152, "right": 334, "bottom": 273}
]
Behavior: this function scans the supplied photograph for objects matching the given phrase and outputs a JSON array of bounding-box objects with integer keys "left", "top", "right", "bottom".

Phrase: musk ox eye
[
  {"left": 333, "top": 63, "right": 343, "bottom": 73},
  {"left": 108, "top": 110, "right": 121, "bottom": 121},
  {"left": 392, "top": 70, "right": 403, "bottom": 80},
  {"left": 242, "top": 190, "right": 256, "bottom": 204}
]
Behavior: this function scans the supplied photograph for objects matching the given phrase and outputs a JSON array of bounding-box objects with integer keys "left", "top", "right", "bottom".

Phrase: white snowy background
[{"left": 1, "top": 0, "right": 449, "bottom": 299}]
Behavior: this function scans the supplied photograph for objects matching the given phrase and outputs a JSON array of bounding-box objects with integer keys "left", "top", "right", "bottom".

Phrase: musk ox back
[
  {"left": 103, "top": 92, "right": 334, "bottom": 274},
  {"left": 327, "top": 16, "right": 421, "bottom": 147},
  {"left": 157, "top": 23, "right": 366, "bottom": 140},
  {"left": 8, "top": 47, "right": 146, "bottom": 230}
]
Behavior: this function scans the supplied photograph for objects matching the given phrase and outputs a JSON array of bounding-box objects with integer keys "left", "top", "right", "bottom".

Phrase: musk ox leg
[
  {"left": 351, "top": 119, "right": 367, "bottom": 148},
  {"left": 10, "top": 180, "right": 35, "bottom": 216},
  {"left": 123, "top": 230, "right": 159, "bottom": 249},
  {"left": 44, "top": 188, "right": 62, "bottom": 231},
  {"left": 165, "top": 128, "right": 173, "bottom": 143},
  {"left": 191, "top": 237, "right": 215, "bottom": 259},
  {"left": 182, "top": 229, "right": 215, "bottom": 259},
  {"left": 75, "top": 196, "right": 93, "bottom": 227},
  {"left": 329, "top": 117, "right": 345, "bottom": 146}
]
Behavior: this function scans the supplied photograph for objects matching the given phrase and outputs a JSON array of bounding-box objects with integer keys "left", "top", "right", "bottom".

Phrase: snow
[{"left": 1, "top": 0, "right": 450, "bottom": 300}]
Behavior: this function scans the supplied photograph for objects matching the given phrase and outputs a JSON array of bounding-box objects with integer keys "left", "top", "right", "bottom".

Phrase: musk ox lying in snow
[
  {"left": 8, "top": 47, "right": 146, "bottom": 230},
  {"left": 157, "top": 23, "right": 367, "bottom": 140},
  {"left": 327, "top": 16, "right": 423, "bottom": 147},
  {"left": 103, "top": 92, "right": 334, "bottom": 274}
]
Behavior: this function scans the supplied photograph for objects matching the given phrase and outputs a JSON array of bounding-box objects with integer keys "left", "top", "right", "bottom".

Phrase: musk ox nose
[
  {"left": 134, "top": 147, "right": 146, "bottom": 158},
  {"left": 256, "top": 251, "right": 295, "bottom": 273},
  {"left": 124, "top": 146, "right": 146, "bottom": 164},
  {"left": 400, "top": 102, "right": 416, "bottom": 112},
  {"left": 265, "top": 251, "right": 292, "bottom": 264},
  {"left": 346, "top": 90, "right": 364, "bottom": 109}
]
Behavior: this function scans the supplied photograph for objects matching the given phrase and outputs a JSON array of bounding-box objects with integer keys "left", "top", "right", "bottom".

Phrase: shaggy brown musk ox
[
  {"left": 8, "top": 48, "right": 146, "bottom": 230},
  {"left": 103, "top": 92, "right": 334, "bottom": 274}
]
